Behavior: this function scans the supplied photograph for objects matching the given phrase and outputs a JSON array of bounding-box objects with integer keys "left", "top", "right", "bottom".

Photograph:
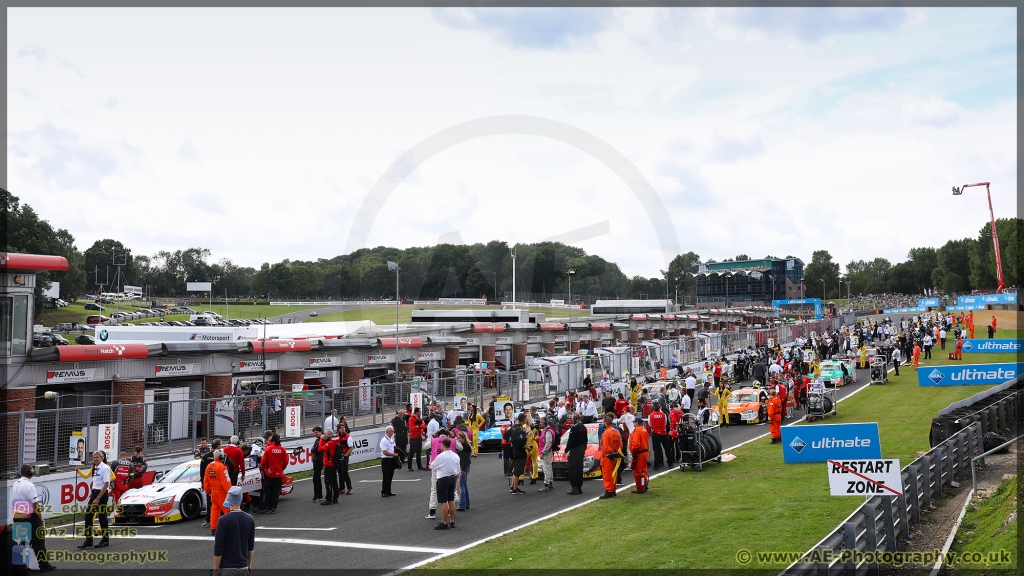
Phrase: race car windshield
[
  {"left": 160, "top": 465, "right": 200, "bottom": 484},
  {"left": 730, "top": 394, "right": 759, "bottom": 403},
  {"left": 587, "top": 429, "right": 599, "bottom": 444}
]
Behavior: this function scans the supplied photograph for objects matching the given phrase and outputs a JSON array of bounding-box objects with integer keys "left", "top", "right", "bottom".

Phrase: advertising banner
[
  {"left": 772, "top": 298, "right": 823, "bottom": 319},
  {"left": 358, "top": 378, "right": 372, "bottom": 411},
  {"left": 781, "top": 422, "right": 882, "bottom": 463},
  {"left": 366, "top": 353, "right": 394, "bottom": 365},
  {"left": 959, "top": 339, "right": 1021, "bottom": 353},
  {"left": 47, "top": 368, "right": 104, "bottom": 384},
  {"left": 123, "top": 285, "right": 143, "bottom": 295},
  {"left": 308, "top": 356, "right": 340, "bottom": 367},
  {"left": 154, "top": 363, "right": 200, "bottom": 376},
  {"left": 97, "top": 423, "right": 119, "bottom": 462},
  {"left": 945, "top": 304, "right": 989, "bottom": 311},
  {"left": 882, "top": 307, "right": 926, "bottom": 314},
  {"left": 410, "top": 392, "right": 424, "bottom": 413},
  {"left": 285, "top": 406, "right": 301, "bottom": 438},
  {"left": 186, "top": 282, "right": 212, "bottom": 292},
  {"left": 416, "top": 350, "right": 444, "bottom": 361},
  {"left": 957, "top": 294, "right": 1017, "bottom": 305},
  {"left": 22, "top": 418, "right": 38, "bottom": 464},
  {"left": 495, "top": 397, "right": 514, "bottom": 423},
  {"left": 919, "top": 363, "right": 1019, "bottom": 386},
  {"left": 520, "top": 379, "right": 530, "bottom": 402},
  {"left": 237, "top": 359, "right": 277, "bottom": 372},
  {"left": 917, "top": 298, "right": 939, "bottom": 307}
]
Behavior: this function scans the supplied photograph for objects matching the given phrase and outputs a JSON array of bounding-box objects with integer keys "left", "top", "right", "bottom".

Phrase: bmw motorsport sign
[
  {"left": 919, "top": 363, "right": 1020, "bottom": 386},
  {"left": 959, "top": 339, "right": 1021, "bottom": 353},
  {"left": 781, "top": 422, "right": 882, "bottom": 463}
]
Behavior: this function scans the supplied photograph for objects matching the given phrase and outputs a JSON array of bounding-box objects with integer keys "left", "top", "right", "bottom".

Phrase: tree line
[{"left": 5, "top": 188, "right": 1018, "bottom": 306}]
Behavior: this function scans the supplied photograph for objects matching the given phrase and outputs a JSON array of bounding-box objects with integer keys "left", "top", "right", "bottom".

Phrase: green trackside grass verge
[
  {"left": 950, "top": 472, "right": 1020, "bottom": 570},
  {"left": 314, "top": 305, "right": 593, "bottom": 325},
  {"left": 424, "top": 351, "right": 1014, "bottom": 570}
]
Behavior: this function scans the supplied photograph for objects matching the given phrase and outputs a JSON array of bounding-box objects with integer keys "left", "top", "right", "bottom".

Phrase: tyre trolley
[
  {"left": 676, "top": 413, "right": 722, "bottom": 472},
  {"left": 869, "top": 356, "right": 888, "bottom": 385},
  {"left": 805, "top": 382, "right": 837, "bottom": 423}
]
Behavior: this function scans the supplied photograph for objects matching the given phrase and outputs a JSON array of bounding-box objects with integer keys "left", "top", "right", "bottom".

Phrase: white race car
[{"left": 114, "top": 459, "right": 293, "bottom": 524}]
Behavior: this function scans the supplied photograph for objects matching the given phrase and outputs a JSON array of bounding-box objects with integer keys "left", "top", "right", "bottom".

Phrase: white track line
[
  {"left": 393, "top": 370, "right": 888, "bottom": 573},
  {"left": 115, "top": 534, "right": 443, "bottom": 554},
  {"left": 256, "top": 526, "right": 337, "bottom": 531}
]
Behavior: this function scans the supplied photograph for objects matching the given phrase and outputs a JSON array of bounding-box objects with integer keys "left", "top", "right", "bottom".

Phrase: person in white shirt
[
  {"left": 379, "top": 427, "right": 399, "bottom": 497},
  {"left": 600, "top": 373, "right": 611, "bottom": 392},
  {"left": 681, "top": 391, "right": 691, "bottom": 413},
  {"left": 324, "top": 409, "right": 340, "bottom": 434},
  {"left": 430, "top": 437, "right": 462, "bottom": 530},
  {"left": 939, "top": 329, "right": 947, "bottom": 350},
  {"left": 579, "top": 395, "right": 598, "bottom": 423},
  {"left": 425, "top": 414, "right": 440, "bottom": 439},
  {"left": 684, "top": 374, "right": 697, "bottom": 409},
  {"left": 556, "top": 400, "right": 567, "bottom": 420},
  {"left": 77, "top": 451, "right": 111, "bottom": 548},
  {"left": 12, "top": 464, "right": 56, "bottom": 571}
]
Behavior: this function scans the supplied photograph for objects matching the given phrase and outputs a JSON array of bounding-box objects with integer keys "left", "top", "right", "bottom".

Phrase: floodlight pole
[{"left": 952, "top": 182, "right": 1006, "bottom": 293}]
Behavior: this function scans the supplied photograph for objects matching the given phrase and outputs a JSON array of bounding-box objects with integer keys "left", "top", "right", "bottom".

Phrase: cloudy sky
[{"left": 7, "top": 7, "right": 1016, "bottom": 276}]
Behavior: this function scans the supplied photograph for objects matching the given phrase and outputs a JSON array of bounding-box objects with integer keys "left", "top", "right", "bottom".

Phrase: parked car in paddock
[
  {"left": 75, "top": 335, "right": 96, "bottom": 345},
  {"left": 86, "top": 315, "right": 110, "bottom": 325},
  {"left": 114, "top": 459, "right": 293, "bottom": 524},
  {"left": 84, "top": 303, "right": 105, "bottom": 311}
]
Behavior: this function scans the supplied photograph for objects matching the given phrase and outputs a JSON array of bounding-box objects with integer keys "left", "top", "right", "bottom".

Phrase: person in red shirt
[
  {"left": 318, "top": 431, "right": 340, "bottom": 504},
  {"left": 222, "top": 438, "right": 245, "bottom": 486},
  {"left": 111, "top": 452, "right": 134, "bottom": 503},
  {"left": 407, "top": 408, "right": 426, "bottom": 471},
  {"left": 613, "top": 393, "right": 629, "bottom": 417},
  {"left": 669, "top": 402, "right": 682, "bottom": 462},
  {"left": 259, "top": 433, "right": 288, "bottom": 514},
  {"left": 648, "top": 406, "right": 670, "bottom": 470},
  {"left": 713, "top": 361, "right": 723, "bottom": 387}
]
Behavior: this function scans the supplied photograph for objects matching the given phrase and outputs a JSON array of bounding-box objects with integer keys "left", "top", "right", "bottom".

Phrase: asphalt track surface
[{"left": 43, "top": 358, "right": 880, "bottom": 574}]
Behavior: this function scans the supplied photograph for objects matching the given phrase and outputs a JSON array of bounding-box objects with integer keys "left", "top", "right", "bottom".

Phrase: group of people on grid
[{"left": 195, "top": 431, "right": 289, "bottom": 533}]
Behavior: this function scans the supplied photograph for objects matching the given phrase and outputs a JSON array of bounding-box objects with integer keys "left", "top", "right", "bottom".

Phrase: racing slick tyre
[
  {"left": 700, "top": 437, "right": 715, "bottom": 462},
  {"left": 822, "top": 396, "right": 835, "bottom": 414},
  {"left": 705, "top": 433, "right": 722, "bottom": 457},
  {"left": 758, "top": 407, "right": 767, "bottom": 424},
  {"left": 180, "top": 490, "right": 203, "bottom": 520}
]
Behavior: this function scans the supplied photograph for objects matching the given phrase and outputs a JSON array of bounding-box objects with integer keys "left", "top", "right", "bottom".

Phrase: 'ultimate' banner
[
  {"left": 919, "top": 363, "right": 1021, "bottom": 386},
  {"left": 960, "top": 339, "right": 1021, "bottom": 353}
]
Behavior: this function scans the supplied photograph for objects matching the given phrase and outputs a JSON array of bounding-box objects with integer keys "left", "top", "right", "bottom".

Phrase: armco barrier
[
  {"left": 782, "top": 423, "right": 982, "bottom": 576},
  {"left": 929, "top": 377, "right": 1021, "bottom": 447}
]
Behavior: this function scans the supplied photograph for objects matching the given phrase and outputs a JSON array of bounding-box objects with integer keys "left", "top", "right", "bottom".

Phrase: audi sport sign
[
  {"left": 154, "top": 363, "right": 200, "bottom": 376},
  {"left": 47, "top": 368, "right": 105, "bottom": 383}
]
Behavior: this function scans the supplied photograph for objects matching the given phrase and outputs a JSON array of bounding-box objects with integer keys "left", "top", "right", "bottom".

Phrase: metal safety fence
[{"left": 782, "top": 423, "right": 983, "bottom": 576}]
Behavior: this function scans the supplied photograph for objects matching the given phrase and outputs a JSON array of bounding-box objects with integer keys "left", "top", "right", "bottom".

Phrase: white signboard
[
  {"left": 304, "top": 369, "right": 323, "bottom": 379},
  {"left": 308, "top": 356, "right": 340, "bottom": 367},
  {"left": 410, "top": 392, "right": 424, "bottom": 412},
  {"left": 238, "top": 359, "right": 277, "bottom": 372},
  {"left": 520, "top": 379, "right": 530, "bottom": 402},
  {"left": 827, "top": 459, "right": 903, "bottom": 497},
  {"left": 631, "top": 355, "right": 641, "bottom": 374},
  {"left": 416, "top": 350, "right": 444, "bottom": 361},
  {"left": 495, "top": 336, "right": 513, "bottom": 344},
  {"left": 22, "top": 418, "right": 38, "bottom": 464},
  {"left": 550, "top": 299, "right": 565, "bottom": 306},
  {"left": 186, "top": 281, "right": 212, "bottom": 292},
  {"left": 554, "top": 335, "right": 568, "bottom": 342},
  {"left": 366, "top": 353, "right": 394, "bottom": 365},
  {"left": 47, "top": 368, "right": 104, "bottom": 384},
  {"left": 526, "top": 335, "right": 542, "bottom": 343},
  {"left": 285, "top": 406, "right": 302, "bottom": 438},
  {"left": 43, "top": 282, "right": 60, "bottom": 299},
  {"left": 123, "top": 285, "right": 143, "bottom": 295},
  {"left": 97, "top": 423, "right": 119, "bottom": 463},
  {"left": 69, "top": 432, "right": 86, "bottom": 465},
  {"left": 154, "top": 363, "right": 200, "bottom": 376},
  {"left": 358, "top": 377, "right": 372, "bottom": 411},
  {"left": 465, "top": 338, "right": 480, "bottom": 345}
]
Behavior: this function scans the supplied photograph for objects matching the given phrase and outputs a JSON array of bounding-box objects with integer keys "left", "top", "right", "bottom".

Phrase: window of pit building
[{"left": 2, "top": 294, "right": 30, "bottom": 355}]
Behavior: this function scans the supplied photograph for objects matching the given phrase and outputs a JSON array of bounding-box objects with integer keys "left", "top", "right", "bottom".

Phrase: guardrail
[{"left": 782, "top": 422, "right": 983, "bottom": 576}]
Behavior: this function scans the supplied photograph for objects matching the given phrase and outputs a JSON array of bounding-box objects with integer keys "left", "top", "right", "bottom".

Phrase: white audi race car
[{"left": 114, "top": 459, "right": 293, "bottom": 524}]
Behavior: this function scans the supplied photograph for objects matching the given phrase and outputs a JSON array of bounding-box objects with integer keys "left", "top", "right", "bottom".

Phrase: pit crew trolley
[
  {"left": 676, "top": 413, "right": 722, "bottom": 472},
  {"left": 805, "top": 379, "right": 837, "bottom": 423},
  {"left": 869, "top": 355, "right": 888, "bottom": 385}
]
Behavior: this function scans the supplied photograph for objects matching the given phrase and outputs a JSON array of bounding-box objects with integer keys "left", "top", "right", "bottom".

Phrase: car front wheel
[{"left": 179, "top": 490, "right": 202, "bottom": 520}]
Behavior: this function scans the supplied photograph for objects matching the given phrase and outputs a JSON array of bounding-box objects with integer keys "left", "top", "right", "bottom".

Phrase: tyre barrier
[{"left": 929, "top": 377, "right": 1021, "bottom": 448}]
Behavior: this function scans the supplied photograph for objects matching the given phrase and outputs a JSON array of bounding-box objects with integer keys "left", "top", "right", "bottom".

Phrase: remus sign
[{"left": 781, "top": 422, "right": 882, "bottom": 463}]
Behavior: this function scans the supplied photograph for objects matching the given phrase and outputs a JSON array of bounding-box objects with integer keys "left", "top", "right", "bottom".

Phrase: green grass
[
  {"left": 426, "top": 351, "right": 1014, "bottom": 570},
  {"left": 950, "top": 473, "right": 1020, "bottom": 569}
]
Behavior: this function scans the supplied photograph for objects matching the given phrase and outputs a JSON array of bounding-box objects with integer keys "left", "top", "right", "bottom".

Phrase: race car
[
  {"left": 114, "top": 459, "right": 293, "bottom": 524},
  {"left": 711, "top": 387, "right": 796, "bottom": 424},
  {"left": 476, "top": 424, "right": 507, "bottom": 452},
  {"left": 819, "top": 359, "right": 853, "bottom": 388},
  {"left": 551, "top": 423, "right": 603, "bottom": 481}
]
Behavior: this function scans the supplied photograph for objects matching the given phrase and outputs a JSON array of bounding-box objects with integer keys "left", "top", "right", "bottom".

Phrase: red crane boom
[{"left": 952, "top": 182, "right": 1006, "bottom": 293}]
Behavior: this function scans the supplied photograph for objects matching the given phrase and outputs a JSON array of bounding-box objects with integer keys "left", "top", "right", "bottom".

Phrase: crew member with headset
[{"left": 12, "top": 464, "right": 57, "bottom": 572}]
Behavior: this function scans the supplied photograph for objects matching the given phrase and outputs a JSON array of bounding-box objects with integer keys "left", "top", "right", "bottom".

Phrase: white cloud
[{"left": 901, "top": 95, "right": 963, "bottom": 127}]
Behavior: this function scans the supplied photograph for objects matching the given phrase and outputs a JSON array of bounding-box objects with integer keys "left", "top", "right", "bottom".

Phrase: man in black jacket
[
  {"left": 565, "top": 413, "right": 588, "bottom": 496},
  {"left": 391, "top": 409, "right": 409, "bottom": 464},
  {"left": 310, "top": 426, "right": 324, "bottom": 502}
]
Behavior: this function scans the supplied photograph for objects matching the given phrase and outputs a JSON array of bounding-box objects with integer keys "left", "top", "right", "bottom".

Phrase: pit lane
[{"left": 43, "top": 362, "right": 879, "bottom": 573}]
